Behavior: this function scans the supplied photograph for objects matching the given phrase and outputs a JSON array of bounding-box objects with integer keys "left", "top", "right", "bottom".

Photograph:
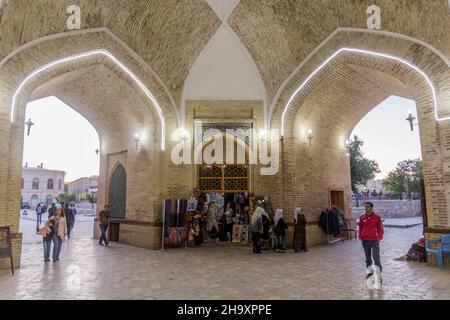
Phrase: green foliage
[
  {"left": 383, "top": 159, "right": 423, "bottom": 198},
  {"left": 86, "top": 194, "right": 97, "bottom": 204},
  {"left": 56, "top": 192, "right": 76, "bottom": 204},
  {"left": 350, "top": 135, "right": 380, "bottom": 193}
]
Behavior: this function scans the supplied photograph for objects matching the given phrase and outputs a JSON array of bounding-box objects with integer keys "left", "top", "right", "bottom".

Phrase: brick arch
[
  {"left": 270, "top": 30, "right": 450, "bottom": 136},
  {"left": 229, "top": 0, "right": 449, "bottom": 106},
  {"left": 0, "top": 29, "right": 180, "bottom": 149},
  {"left": 0, "top": 1, "right": 220, "bottom": 108},
  {"left": 0, "top": 30, "right": 181, "bottom": 260},
  {"left": 263, "top": 30, "right": 450, "bottom": 242}
]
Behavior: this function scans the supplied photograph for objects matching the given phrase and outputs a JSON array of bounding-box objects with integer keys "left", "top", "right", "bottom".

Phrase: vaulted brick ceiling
[
  {"left": 0, "top": 0, "right": 221, "bottom": 104},
  {"left": 228, "top": 0, "right": 450, "bottom": 104},
  {"left": 0, "top": 0, "right": 448, "bottom": 111}
]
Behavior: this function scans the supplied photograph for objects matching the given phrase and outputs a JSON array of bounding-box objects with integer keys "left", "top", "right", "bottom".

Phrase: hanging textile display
[
  {"left": 240, "top": 225, "right": 249, "bottom": 243},
  {"left": 232, "top": 225, "right": 241, "bottom": 243},
  {"left": 162, "top": 198, "right": 189, "bottom": 249}
]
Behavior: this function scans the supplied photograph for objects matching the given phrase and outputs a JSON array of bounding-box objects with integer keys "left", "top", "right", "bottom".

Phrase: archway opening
[
  {"left": 351, "top": 95, "right": 424, "bottom": 256},
  {"left": 20, "top": 96, "right": 100, "bottom": 248}
]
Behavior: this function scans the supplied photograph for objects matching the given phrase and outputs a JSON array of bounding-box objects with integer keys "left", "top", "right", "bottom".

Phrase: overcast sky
[
  {"left": 351, "top": 95, "right": 421, "bottom": 179},
  {"left": 23, "top": 96, "right": 100, "bottom": 182},
  {"left": 23, "top": 95, "right": 421, "bottom": 182}
]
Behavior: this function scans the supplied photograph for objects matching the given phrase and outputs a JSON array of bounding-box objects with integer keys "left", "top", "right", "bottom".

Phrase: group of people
[
  {"left": 37, "top": 203, "right": 112, "bottom": 262},
  {"left": 37, "top": 202, "right": 76, "bottom": 262},
  {"left": 190, "top": 188, "right": 251, "bottom": 246},
  {"left": 251, "top": 206, "right": 308, "bottom": 254}
]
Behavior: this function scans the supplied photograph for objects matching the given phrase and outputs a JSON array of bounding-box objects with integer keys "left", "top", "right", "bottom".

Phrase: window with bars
[{"left": 198, "top": 165, "right": 248, "bottom": 193}]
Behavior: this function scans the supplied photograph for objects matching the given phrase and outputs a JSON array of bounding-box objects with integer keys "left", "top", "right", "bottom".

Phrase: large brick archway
[
  {"left": 267, "top": 30, "right": 450, "bottom": 249},
  {"left": 0, "top": 30, "right": 181, "bottom": 268}
]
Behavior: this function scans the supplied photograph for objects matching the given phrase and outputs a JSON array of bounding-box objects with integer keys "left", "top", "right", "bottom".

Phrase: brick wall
[{"left": 0, "top": 1, "right": 449, "bottom": 270}]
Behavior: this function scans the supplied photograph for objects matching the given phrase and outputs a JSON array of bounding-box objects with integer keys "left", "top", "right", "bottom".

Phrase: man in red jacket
[{"left": 359, "top": 202, "right": 384, "bottom": 279}]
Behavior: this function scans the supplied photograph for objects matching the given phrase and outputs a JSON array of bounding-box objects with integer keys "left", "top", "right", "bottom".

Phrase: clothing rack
[{"left": 325, "top": 207, "right": 343, "bottom": 246}]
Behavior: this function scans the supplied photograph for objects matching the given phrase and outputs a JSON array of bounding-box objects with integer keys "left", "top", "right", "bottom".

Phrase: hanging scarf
[
  {"left": 206, "top": 203, "right": 219, "bottom": 231},
  {"left": 252, "top": 207, "right": 265, "bottom": 225},
  {"left": 274, "top": 209, "right": 283, "bottom": 227}
]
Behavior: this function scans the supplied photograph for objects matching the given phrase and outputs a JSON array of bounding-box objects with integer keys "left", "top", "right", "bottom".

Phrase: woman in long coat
[
  {"left": 293, "top": 207, "right": 308, "bottom": 253},
  {"left": 206, "top": 202, "right": 220, "bottom": 244}
]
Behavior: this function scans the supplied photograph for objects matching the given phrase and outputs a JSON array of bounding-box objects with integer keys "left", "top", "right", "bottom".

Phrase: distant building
[
  {"left": 67, "top": 175, "right": 98, "bottom": 202},
  {"left": 21, "top": 164, "right": 65, "bottom": 209},
  {"left": 356, "top": 179, "right": 386, "bottom": 195}
]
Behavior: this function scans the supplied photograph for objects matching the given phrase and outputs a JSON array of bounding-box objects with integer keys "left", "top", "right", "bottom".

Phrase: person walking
[
  {"left": 251, "top": 206, "right": 265, "bottom": 254},
  {"left": 64, "top": 203, "right": 74, "bottom": 239},
  {"left": 261, "top": 209, "right": 271, "bottom": 250},
  {"left": 36, "top": 204, "right": 43, "bottom": 225},
  {"left": 358, "top": 202, "right": 384, "bottom": 281},
  {"left": 293, "top": 207, "right": 308, "bottom": 253},
  {"left": 224, "top": 203, "right": 234, "bottom": 243},
  {"left": 49, "top": 208, "right": 67, "bottom": 262},
  {"left": 273, "top": 209, "right": 288, "bottom": 253},
  {"left": 98, "top": 204, "right": 111, "bottom": 246},
  {"left": 37, "top": 220, "right": 54, "bottom": 263}
]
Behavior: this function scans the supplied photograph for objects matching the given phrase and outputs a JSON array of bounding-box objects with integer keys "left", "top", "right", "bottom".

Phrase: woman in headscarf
[
  {"left": 273, "top": 209, "right": 288, "bottom": 253},
  {"left": 251, "top": 206, "right": 265, "bottom": 254},
  {"left": 206, "top": 202, "right": 220, "bottom": 245},
  {"left": 293, "top": 207, "right": 308, "bottom": 253},
  {"left": 261, "top": 207, "right": 271, "bottom": 250}
]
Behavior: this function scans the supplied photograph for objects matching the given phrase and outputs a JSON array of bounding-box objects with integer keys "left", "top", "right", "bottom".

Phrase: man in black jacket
[
  {"left": 64, "top": 203, "right": 75, "bottom": 239},
  {"left": 48, "top": 203, "right": 56, "bottom": 218}
]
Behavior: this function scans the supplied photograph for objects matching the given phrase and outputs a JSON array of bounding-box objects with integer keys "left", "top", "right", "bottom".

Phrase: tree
[
  {"left": 383, "top": 168, "right": 406, "bottom": 198},
  {"left": 350, "top": 135, "right": 380, "bottom": 193},
  {"left": 383, "top": 159, "right": 423, "bottom": 199},
  {"left": 56, "top": 192, "right": 76, "bottom": 204},
  {"left": 86, "top": 194, "right": 97, "bottom": 204}
]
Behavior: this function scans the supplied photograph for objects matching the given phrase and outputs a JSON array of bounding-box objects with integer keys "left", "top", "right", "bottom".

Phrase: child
[{"left": 38, "top": 220, "right": 53, "bottom": 262}]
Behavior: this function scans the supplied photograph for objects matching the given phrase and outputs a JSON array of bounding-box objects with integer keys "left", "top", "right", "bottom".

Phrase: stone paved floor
[
  {"left": 0, "top": 223, "right": 449, "bottom": 300},
  {"left": 383, "top": 217, "right": 423, "bottom": 228}
]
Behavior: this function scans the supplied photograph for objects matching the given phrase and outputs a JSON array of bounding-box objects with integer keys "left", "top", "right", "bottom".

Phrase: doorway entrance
[{"left": 329, "top": 190, "right": 345, "bottom": 211}]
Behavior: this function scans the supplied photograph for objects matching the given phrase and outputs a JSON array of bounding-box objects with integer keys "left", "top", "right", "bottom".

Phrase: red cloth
[{"left": 358, "top": 213, "right": 384, "bottom": 241}]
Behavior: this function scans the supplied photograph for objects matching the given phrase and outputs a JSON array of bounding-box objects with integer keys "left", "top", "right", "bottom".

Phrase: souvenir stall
[{"left": 162, "top": 198, "right": 188, "bottom": 249}]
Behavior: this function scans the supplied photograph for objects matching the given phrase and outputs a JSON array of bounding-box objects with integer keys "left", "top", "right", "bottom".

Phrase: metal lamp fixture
[
  {"left": 179, "top": 128, "right": 189, "bottom": 142},
  {"left": 134, "top": 133, "right": 140, "bottom": 150},
  {"left": 307, "top": 129, "right": 313, "bottom": 146},
  {"left": 259, "top": 130, "right": 269, "bottom": 144},
  {"left": 25, "top": 118, "right": 34, "bottom": 136},
  {"left": 406, "top": 109, "right": 417, "bottom": 132},
  {"left": 344, "top": 138, "right": 351, "bottom": 157}
]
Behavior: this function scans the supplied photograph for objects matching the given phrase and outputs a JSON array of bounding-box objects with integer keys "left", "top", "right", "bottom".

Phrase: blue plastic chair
[{"left": 426, "top": 234, "right": 450, "bottom": 269}]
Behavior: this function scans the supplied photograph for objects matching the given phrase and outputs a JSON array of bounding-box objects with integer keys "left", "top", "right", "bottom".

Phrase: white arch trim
[
  {"left": 0, "top": 27, "right": 179, "bottom": 128},
  {"left": 281, "top": 47, "right": 443, "bottom": 137},
  {"left": 10, "top": 49, "right": 166, "bottom": 150}
]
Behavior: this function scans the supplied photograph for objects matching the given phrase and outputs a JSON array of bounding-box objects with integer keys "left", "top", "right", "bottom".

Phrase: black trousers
[{"left": 362, "top": 240, "right": 382, "bottom": 272}]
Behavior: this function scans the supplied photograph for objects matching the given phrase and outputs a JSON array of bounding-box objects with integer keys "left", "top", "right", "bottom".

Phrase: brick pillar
[{"left": 0, "top": 86, "right": 23, "bottom": 269}]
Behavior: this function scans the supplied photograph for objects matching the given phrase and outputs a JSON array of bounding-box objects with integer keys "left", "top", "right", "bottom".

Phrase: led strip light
[
  {"left": 11, "top": 49, "right": 166, "bottom": 150},
  {"left": 281, "top": 47, "right": 443, "bottom": 137}
]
